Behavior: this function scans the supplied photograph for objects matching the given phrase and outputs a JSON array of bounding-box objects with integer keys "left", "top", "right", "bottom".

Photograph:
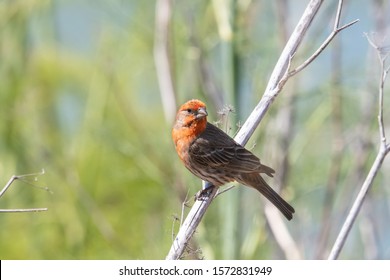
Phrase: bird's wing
[{"left": 189, "top": 123, "right": 274, "bottom": 176}]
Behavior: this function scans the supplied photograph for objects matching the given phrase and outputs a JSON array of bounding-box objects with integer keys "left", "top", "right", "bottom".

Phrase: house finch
[{"left": 172, "top": 99, "right": 295, "bottom": 220}]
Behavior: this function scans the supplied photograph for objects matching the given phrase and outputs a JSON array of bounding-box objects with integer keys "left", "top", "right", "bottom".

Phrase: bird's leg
[{"left": 195, "top": 181, "right": 215, "bottom": 201}]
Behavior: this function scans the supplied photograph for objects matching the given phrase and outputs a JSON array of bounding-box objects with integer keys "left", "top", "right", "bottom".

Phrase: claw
[{"left": 195, "top": 184, "right": 215, "bottom": 201}]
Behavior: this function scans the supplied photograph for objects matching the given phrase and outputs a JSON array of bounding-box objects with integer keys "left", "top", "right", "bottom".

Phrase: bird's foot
[{"left": 195, "top": 185, "right": 215, "bottom": 201}]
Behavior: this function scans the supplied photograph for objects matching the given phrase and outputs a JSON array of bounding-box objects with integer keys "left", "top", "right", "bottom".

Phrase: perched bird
[{"left": 172, "top": 99, "right": 295, "bottom": 220}]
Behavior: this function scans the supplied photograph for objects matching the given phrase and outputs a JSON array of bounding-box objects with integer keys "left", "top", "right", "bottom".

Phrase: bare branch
[
  {"left": 285, "top": 14, "right": 359, "bottom": 80},
  {"left": 0, "top": 169, "right": 46, "bottom": 198},
  {"left": 0, "top": 208, "right": 48, "bottom": 213},
  {"left": 0, "top": 169, "right": 48, "bottom": 213},
  {"left": 166, "top": 187, "right": 218, "bottom": 260},
  {"left": 333, "top": 0, "right": 343, "bottom": 29},
  {"left": 167, "top": 0, "right": 356, "bottom": 260},
  {"left": 215, "top": 185, "right": 236, "bottom": 197},
  {"left": 328, "top": 34, "right": 390, "bottom": 260}
]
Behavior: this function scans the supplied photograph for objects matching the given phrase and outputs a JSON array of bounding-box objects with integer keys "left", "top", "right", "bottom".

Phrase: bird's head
[{"left": 172, "top": 99, "right": 208, "bottom": 142}]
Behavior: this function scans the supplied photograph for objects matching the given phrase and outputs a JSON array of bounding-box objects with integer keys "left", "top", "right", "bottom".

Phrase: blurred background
[{"left": 1, "top": 0, "right": 390, "bottom": 260}]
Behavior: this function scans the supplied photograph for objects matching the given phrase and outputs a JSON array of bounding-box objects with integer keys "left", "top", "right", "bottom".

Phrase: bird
[{"left": 172, "top": 99, "right": 295, "bottom": 220}]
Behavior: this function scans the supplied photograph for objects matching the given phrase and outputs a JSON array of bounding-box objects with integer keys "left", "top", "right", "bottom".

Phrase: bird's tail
[{"left": 239, "top": 173, "right": 295, "bottom": 220}]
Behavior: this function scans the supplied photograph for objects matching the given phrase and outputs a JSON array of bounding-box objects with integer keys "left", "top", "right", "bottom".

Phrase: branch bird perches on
[{"left": 166, "top": 0, "right": 358, "bottom": 260}]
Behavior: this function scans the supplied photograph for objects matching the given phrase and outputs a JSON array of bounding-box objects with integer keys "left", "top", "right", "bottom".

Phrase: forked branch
[
  {"left": 167, "top": 0, "right": 358, "bottom": 260},
  {"left": 0, "top": 169, "right": 48, "bottom": 213},
  {"left": 328, "top": 34, "right": 390, "bottom": 260}
]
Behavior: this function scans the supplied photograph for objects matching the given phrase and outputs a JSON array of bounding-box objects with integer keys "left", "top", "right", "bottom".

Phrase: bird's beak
[{"left": 197, "top": 107, "right": 208, "bottom": 118}]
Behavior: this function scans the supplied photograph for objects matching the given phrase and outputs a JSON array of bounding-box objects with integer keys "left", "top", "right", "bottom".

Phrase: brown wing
[{"left": 189, "top": 122, "right": 275, "bottom": 177}]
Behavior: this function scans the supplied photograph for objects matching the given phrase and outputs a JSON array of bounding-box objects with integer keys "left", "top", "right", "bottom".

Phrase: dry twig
[
  {"left": 0, "top": 169, "right": 48, "bottom": 213},
  {"left": 328, "top": 34, "right": 390, "bottom": 260}
]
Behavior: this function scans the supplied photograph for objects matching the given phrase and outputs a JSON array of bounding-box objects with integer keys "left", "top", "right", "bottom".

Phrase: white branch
[
  {"left": 328, "top": 34, "right": 390, "bottom": 260},
  {"left": 167, "top": 0, "right": 356, "bottom": 260}
]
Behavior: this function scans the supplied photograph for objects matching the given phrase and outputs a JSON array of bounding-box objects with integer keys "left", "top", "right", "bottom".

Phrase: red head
[{"left": 172, "top": 99, "right": 208, "bottom": 154}]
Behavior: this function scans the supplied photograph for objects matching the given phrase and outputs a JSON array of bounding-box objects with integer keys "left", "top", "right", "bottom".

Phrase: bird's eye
[{"left": 186, "top": 108, "right": 193, "bottom": 113}]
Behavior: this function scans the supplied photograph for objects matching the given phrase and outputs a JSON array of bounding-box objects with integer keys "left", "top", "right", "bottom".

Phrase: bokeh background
[{"left": 1, "top": 0, "right": 390, "bottom": 260}]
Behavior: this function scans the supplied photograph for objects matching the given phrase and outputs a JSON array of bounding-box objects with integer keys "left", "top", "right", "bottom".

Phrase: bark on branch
[{"left": 166, "top": 0, "right": 357, "bottom": 260}]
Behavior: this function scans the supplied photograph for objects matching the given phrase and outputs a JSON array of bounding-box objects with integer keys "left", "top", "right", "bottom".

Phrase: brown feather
[
  {"left": 190, "top": 123, "right": 275, "bottom": 177},
  {"left": 238, "top": 173, "right": 295, "bottom": 220},
  {"left": 172, "top": 99, "right": 294, "bottom": 220}
]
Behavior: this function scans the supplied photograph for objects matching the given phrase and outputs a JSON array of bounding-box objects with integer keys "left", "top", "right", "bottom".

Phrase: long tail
[{"left": 239, "top": 173, "right": 295, "bottom": 220}]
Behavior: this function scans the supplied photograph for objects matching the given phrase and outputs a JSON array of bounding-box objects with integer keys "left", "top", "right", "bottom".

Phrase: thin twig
[
  {"left": 181, "top": 190, "right": 190, "bottom": 226},
  {"left": 0, "top": 208, "right": 48, "bottom": 213},
  {"left": 0, "top": 169, "right": 48, "bottom": 213},
  {"left": 215, "top": 185, "right": 236, "bottom": 197},
  {"left": 166, "top": 186, "right": 218, "bottom": 260},
  {"left": 171, "top": 214, "right": 179, "bottom": 242},
  {"left": 281, "top": 3, "right": 359, "bottom": 84},
  {"left": 0, "top": 169, "right": 46, "bottom": 198},
  {"left": 328, "top": 34, "right": 390, "bottom": 260}
]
